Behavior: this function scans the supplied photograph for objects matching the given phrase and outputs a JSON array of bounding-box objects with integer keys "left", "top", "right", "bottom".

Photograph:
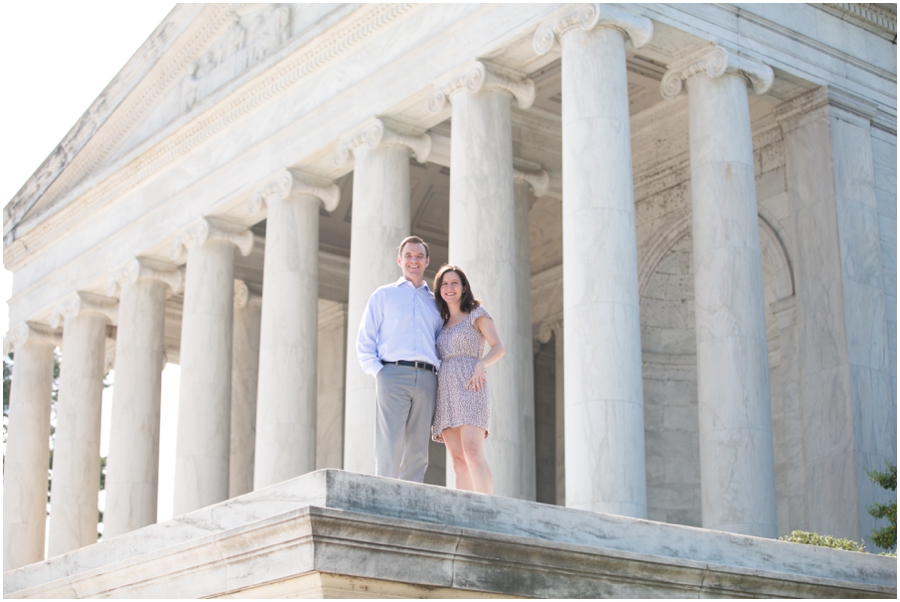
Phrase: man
[{"left": 357, "top": 235, "right": 444, "bottom": 482}]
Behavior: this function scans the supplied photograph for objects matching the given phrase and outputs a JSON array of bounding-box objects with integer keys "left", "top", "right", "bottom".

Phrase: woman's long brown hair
[{"left": 433, "top": 264, "right": 480, "bottom": 323}]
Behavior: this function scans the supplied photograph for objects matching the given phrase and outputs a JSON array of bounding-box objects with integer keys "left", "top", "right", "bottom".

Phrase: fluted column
[
  {"left": 170, "top": 218, "right": 253, "bottom": 515},
  {"left": 334, "top": 117, "right": 431, "bottom": 474},
  {"left": 104, "top": 258, "right": 183, "bottom": 538},
  {"left": 430, "top": 60, "right": 535, "bottom": 499},
  {"left": 662, "top": 44, "right": 777, "bottom": 537},
  {"left": 230, "top": 280, "right": 262, "bottom": 498},
  {"left": 513, "top": 164, "right": 548, "bottom": 500},
  {"left": 3, "top": 323, "right": 60, "bottom": 571},
  {"left": 251, "top": 169, "right": 339, "bottom": 489},
  {"left": 47, "top": 293, "right": 117, "bottom": 556},
  {"left": 535, "top": 4, "right": 652, "bottom": 516}
]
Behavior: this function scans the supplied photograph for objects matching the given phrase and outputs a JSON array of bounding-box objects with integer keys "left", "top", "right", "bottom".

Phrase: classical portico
[{"left": 3, "top": 3, "right": 896, "bottom": 595}]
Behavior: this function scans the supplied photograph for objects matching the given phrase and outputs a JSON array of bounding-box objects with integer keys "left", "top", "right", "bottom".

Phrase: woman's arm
[{"left": 466, "top": 316, "right": 505, "bottom": 392}]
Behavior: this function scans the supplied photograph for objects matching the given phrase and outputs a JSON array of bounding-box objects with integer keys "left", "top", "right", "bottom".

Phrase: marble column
[
  {"left": 170, "top": 218, "right": 253, "bottom": 515},
  {"left": 317, "top": 301, "right": 349, "bottom": 470},
  {"left": 334, "top": 117, "right": 431, "bottom": 475},
  {"left": 430, "top": 60, "right": 535, "bottom": 499},
  {"left": 230, "top": 280, "right": 262, "bottom": 498},
  {"left": 534, "top": 5, "right": 652, "bottom": 516},
  {"left": 3, "top": 323, "right": 60, "bottom": 571},
  {"left": 251, "top": 169, "right": 339, "bottom": 489},
  {"left": 104, "top": 258, "right": 183, "bottom": 538},
  {"left": 513, "top": 165, "right": 548, "bottom": 500},
  {"left": 47, "top": 293, "right": 117, "bottom": 557},
  {"left": 661, "top": 44, "right": 777, "bottom": 537}
]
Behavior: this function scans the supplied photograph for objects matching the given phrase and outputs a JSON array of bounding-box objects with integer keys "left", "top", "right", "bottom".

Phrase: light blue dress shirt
[{"left": 357, "top": 276, "right": 444, "bottom": 377}]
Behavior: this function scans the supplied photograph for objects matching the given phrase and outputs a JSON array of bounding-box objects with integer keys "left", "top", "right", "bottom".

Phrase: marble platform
[{"left": 4, "top": 469, "right": 896, "bottom": 598}]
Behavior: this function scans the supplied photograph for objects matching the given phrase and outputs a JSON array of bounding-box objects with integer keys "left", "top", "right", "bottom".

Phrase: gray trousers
[{"left": 374, "top": 364, "right": 437, "bottom": 482}]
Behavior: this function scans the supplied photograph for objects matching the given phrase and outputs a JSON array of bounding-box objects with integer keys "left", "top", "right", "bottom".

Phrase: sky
[{"left": 2, "top": 1, "right": 181, "bottom": 523}]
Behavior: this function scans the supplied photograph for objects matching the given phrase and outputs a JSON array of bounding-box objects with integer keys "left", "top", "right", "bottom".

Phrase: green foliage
[
  {"left": 778, "top": 530, "right": 866, "bottom": 552},
  {"left": 866, "top": 462, "right": 897, "bottom": 552}
]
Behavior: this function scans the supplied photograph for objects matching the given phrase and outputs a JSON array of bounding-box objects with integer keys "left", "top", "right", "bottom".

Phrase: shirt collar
[{"left": 393, "top": 276, "right": 430, "bottom": 292}]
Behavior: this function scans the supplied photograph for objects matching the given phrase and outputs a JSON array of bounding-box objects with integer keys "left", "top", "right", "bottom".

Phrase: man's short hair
[{"left": 397, "top": 235, "right": 430, "bottom": 258}]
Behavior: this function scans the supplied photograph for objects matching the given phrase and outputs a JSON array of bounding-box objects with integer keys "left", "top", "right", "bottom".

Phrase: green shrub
[
  {"left": 778, "top": 530, "right": 866, "bottom": 553},
  {"left": 866, "top": 462, "right": 897, "bottom": 552}
]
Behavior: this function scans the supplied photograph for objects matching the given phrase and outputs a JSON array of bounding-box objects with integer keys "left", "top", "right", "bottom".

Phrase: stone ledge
[{"left": 4, "top": 470, "right": 896, "bottom": 598}]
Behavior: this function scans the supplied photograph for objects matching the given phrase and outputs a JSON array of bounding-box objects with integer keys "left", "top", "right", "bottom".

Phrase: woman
[{"left": 431, "top": 265, "right": 505, "bottom": 494}]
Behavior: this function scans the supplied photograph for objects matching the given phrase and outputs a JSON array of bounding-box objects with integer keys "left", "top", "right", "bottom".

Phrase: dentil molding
[
  {"left": 533, "top": 3, "right": 653, "bottom": 56},
  {"left": 50, "top": 292, "right": 118, "bottom": 329},
  {"left": 105, "top": 257, "right": 185, "bottom": 298},
  {"left": 249, "top": 169, "right": 340, "bottom": 216},
  {"left": 428, "top": 60, "right": 535, "bottom": 114},
  {"left": 660, "top": 44, "right": 774, "bottom": 100},
  {"left": 333, "top": 117, "right": 431, "bottom": 168},
  {"left": 4, "top": 4, "right": 417, "bottom": 273}
]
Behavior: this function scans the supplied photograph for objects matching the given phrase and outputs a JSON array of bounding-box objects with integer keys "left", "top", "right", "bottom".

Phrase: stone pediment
[{"left": 3, "top": 4, "right": 347, "bottom": 252}]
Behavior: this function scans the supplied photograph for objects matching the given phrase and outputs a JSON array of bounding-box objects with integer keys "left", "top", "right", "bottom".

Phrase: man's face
[{"left": 397, "top": 242, "right": 429, "bottom": 282}]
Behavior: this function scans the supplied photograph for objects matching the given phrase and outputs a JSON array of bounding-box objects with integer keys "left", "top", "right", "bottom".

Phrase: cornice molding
[
  {"left": 170, "top": 217, "right": 254, "bottom": 260},
  {"left": 249, "top": 169, "right": 340, "bottom": 216},
  {"left": 428, "top": 60, "right": 535, "bottom": 114},
  {"left": 533, "top": 3, "right": 653, "bottom": 55},
  {"left": 816, "top": 3, "right": 897, "bottom": 40},
  {"left": 4, "top": 5, "right": 200, "bottom": 238},
  {"left": 660, "top": 44, "right": 774, "bottom": 100},
  {"left": 3, "top": 322, "right": 62, "bottom": 355},
  {"left": 4, "top": 4, "right": 416, "bottom": 273},
  {"left": 333, "top": 117, "right": 431, "bottom": 168},
  {"left": 50, "top": 292, "right": 118, "bottom": 329},
  {"left": 106, "top": 257, "right": 185, "bottom": 298}
]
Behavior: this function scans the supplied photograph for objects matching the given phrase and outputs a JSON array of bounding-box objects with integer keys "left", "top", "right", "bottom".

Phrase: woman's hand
[{"left": 466, "top": 360, "right": 487, "bottom": 392}]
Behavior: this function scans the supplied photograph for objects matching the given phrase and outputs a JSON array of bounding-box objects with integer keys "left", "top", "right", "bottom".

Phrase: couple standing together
[{"left": 356, "top": 236, "right": 504, "bottom": 494}]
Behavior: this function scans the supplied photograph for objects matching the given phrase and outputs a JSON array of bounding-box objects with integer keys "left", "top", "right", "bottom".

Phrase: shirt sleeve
[{"left": 357, "top": 292, "right": 384, "bottom": 377}]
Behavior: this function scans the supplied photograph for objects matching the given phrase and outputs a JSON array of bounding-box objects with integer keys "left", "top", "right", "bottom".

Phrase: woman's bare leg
[
  {"left": 459, "top": 425, "right": 492, "bottom": 494},
  {"left": 441, "top": 427, "right": 475, "bottom": 492}
]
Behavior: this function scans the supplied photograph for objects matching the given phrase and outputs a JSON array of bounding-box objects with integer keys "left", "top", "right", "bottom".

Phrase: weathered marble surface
[
  {"left": 556, "top": 15, "right": 648, "bottom": 518},
  {"left": 229, "top": 281, "right": 262, "bottom": 498},
  {"left": 2, "top": 327, "right": 57, "bottom": 572},
  {"left": 444, "top": 64, "right": 530, "bottom": 499},
  {"left": 340, "top": 120, "right": 418, "bottom": 476},
  {"left": 174, "top": 224, "right": 247, "bottom": 517},
  {"left": 103, "top": 263, "right": 177, "bottom": 540},
  {"left": 254, "top": 173, "right": 337, "bottom": 489},
  {"left": 4, "top": 471, "right": 895, "bottom": 599},
  {"left": 48, "top": 310, "right": 109, "bottom": 557}
]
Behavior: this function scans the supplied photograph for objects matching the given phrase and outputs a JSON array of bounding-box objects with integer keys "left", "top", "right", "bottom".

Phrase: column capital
[
  {"left": 3, "top": 322, "right": 61, "bottom": 354},
  {"left": 50, "top": 292, "right": 118, "bottom": 329},
  {"left": 513, "top": 164, "right": 550, "bottom": 199},
  {"left": 428, "top": 60, "right": 535, "bottom": 114},
  {"left": 661, "top": 44, "right": 773, "bottom": 100},
  {"left": 333, "top": 117, "right": 431, "bottom": 167},
  {"left": 105, "top": 257, "right": 185, "bottom": 297},
  {"left": 234, "top": 280, "right": 262, "bottom": 309},
  {"left": 249, "top": 169, "right": 340, "bottom": 215},
  {"left": 533, "top": 4, "right": 653, "bottom": 56},
  {"left": 170, "top": 217, "right": 254, "bottom": 260}
]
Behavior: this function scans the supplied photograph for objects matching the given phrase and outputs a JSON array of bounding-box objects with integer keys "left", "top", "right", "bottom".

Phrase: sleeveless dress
[{"left": 431, "top": 306, "right": 492, "bottom": 443}]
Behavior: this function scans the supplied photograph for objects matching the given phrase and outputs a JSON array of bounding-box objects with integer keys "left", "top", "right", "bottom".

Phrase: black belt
[{"left": 382, "top": 360, "right": 437, "bottom": 374}]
